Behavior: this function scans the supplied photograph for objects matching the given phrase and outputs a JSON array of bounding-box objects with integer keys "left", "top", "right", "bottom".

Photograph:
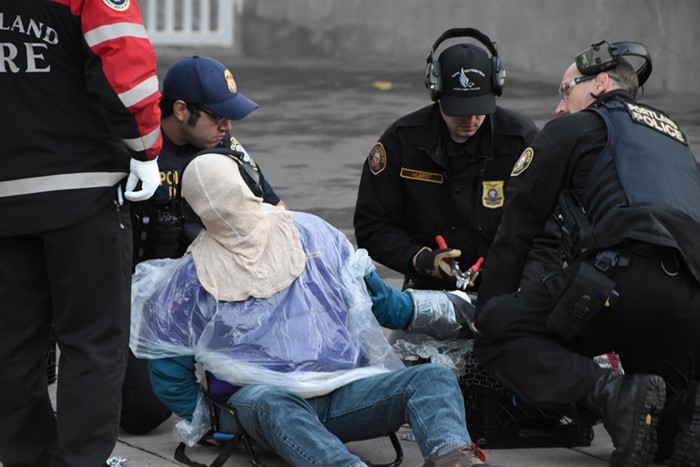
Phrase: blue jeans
[{"left": 221, "top": 364, "right": 471, "bottom": 467}]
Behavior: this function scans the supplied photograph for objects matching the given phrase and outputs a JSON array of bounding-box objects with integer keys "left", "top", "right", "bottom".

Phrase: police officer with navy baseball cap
[{"left": 163, "top": 55, "right": 259, "bottom": 121}]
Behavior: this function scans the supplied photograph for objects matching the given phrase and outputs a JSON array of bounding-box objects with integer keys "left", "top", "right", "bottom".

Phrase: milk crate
[
  {"left": 459, "top": 352, "right": 594, "bottom": 449},
  {"left": 393, "top": 337, "right": 596, "bottom": 449}
]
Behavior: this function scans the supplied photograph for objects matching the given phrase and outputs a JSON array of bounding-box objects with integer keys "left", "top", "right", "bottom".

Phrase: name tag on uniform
[{"left": 400, "top": 168, "right": 444, "bottom": 184}]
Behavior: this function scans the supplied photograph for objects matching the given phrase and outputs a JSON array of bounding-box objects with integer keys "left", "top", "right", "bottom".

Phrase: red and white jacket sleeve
[{"left": 62, "top": 0, "right": 162, "bottom": 161}]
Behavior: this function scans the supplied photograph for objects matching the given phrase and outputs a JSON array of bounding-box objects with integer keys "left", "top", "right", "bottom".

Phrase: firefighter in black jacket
[
  {"left": 354, "top": 28, "right": 546, "bottom": 291},
  {"left": 475, "top": 41, "right": 700, "bottom": 466},
  {"left": 0, "top": 1, "right": 162, "bottom": 465}
]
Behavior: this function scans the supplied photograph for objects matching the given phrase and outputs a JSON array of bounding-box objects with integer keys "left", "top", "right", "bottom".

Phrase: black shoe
[
  {"left": 668, "top": 382, "right": 700, "bottom": 467},
  {"left": 585, "top": 372, "right": 666, "bottom": 467}
]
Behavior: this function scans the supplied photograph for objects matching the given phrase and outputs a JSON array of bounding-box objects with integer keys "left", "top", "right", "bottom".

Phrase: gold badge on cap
[
  {"left": 511, "top": 147, "right": 534, "bottom": 177},
  {"left": 368, "top": 142, "right": 387, "bottom": 175},
  {"left": 482, "top": 181, "right": 504, "bottom": 209},
  {"left": 224, "top": 70, "right": 237, "bottom": 94}
]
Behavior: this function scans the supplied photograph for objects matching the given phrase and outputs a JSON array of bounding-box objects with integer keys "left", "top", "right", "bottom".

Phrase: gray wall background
[{"left": 238, "top": 0, "right": 700, "bottom": 95}]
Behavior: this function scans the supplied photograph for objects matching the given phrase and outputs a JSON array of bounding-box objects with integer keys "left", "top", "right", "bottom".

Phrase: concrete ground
[{"left": 63, "top": 48, "right": 700, "bottom": 466}]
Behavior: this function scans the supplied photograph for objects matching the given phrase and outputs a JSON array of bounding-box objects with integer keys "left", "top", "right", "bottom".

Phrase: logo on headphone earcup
[{"left": 575, "top": 41, "right": 616, "bottom": 75}]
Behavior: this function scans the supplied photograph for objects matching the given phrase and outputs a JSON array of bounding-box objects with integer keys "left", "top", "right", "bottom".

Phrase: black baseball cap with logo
[{"left": 438, "top": 44, "right": 496, "bottom": 116}]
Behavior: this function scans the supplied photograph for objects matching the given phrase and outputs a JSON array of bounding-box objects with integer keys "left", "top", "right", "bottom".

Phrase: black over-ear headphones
[
  {"left": 186, "top": 147, "right": 263, "bottom": 198},
  {"left": 575, "top": 40, "right": 652, "bottom": 86},
  {"left": 425, "top": 27, "right": 506, "bottom": 101}
]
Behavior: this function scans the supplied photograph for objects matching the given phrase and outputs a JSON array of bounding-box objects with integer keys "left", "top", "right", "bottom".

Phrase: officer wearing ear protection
[
  {"left": 354, "top": 28, "right": 556, "bottom": 291},
  {"left": 121, "top": 55, "right": 284, "bottom": 437},
  {"left": 475, "top": 40, "right": 700, "bottom": 466}
]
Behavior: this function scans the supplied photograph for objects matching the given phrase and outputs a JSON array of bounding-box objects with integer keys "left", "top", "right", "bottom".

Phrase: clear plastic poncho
[{"left": 130, "top": 212, "right": 404, "bottom": 443}]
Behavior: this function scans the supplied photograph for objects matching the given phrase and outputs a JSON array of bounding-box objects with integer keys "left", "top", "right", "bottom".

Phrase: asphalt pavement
[{"left": 59, "top": 47, "right": 700, "bottom": 466}]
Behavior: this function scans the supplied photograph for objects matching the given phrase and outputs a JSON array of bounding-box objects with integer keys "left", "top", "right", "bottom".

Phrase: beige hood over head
[{"left": 182, "top": 153, "right": 306, "bottom": 301}]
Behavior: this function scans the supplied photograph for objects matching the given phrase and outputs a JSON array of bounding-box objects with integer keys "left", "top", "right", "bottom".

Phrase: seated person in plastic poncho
[{"left": 130, "top": 152, "right": 498, "bottom": 467}]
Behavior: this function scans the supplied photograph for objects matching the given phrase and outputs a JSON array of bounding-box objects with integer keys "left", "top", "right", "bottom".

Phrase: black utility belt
[
  {"left": 591, "top": 241, "right": 666, "bottom": 273},
  {"left": 620, "top": 240, "right": 661, "bottom": 257}
]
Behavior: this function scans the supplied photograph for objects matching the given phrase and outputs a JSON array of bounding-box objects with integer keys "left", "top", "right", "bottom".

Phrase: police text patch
[
  {"left": 368, "top": 142, "right": 387, "bottom": 175},
  {"left": 511, "top": 147, "right": 534, "bottom": 176},
  {"left": 399, "top": 168, "right": 443, "bottom": 184},
  {"left": 624, "top": 102, "right": 687, "bottom": 145}
]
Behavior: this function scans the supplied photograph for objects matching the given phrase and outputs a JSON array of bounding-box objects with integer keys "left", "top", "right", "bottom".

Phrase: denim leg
[
  {"left": 224, "top": 385, "right": 368, "bottom": 467},
  {"left": 309, "top": 364, "right": 471, "bottom": 458}
]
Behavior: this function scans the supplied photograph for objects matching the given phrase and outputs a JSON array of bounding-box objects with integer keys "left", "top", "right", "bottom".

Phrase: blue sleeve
[
  {"left": 149, "top": 356, "right": 200, "bottom": 421},
  {"left": 364, "top": 271, "right": 413, "bottom": 329}
]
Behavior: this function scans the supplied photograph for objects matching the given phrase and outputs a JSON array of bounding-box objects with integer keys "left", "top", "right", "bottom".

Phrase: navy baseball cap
[
  {"left": 162, "top": 55, "right": 258, "bottom": 120},
  {"left": 438, "top": 44, "right": 496, "bottom": 116}
]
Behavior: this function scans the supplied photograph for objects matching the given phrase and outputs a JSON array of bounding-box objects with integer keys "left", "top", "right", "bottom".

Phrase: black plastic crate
[
  {"left": 45, "top": 337, "right": 57, "bottom": 385},
  {"left": 461, "top": 384, "right": 594, "bottom": 449},
  {"left": 458, "top": 351, "right": 594, "bottom": 449}
]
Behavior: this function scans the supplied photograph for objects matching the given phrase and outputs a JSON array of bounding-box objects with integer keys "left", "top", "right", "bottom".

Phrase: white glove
[{"left": 124, "top": 158, "right": 160, "bottom": 202}]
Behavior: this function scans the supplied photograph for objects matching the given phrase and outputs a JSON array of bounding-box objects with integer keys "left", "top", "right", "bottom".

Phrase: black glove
[{"left": 412, "top": 246, "right": 461, "bottom": 283}]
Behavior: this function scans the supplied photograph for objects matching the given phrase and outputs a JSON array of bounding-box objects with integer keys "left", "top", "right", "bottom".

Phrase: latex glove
[
  {"left": 412, "top": 246, "right": 461, "bottom": 283},
  {"left": 124, "top": 158, "right": 160, "bottom": 202}
]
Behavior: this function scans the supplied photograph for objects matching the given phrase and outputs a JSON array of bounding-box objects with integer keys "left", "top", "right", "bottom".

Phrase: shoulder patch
[
  {"left": 482, "top": 181, "right": 504, "bottom": 209},
  {"left": 227, "top": 137, "right": 256, "bottom": 168},
  {"left": 368, "top": 142, "right": 387, "bottom": 175},
  {"left": 228, "top": 136, "right": 240, "bottom": 150},
  {"left": 511, "top": 147, "right": 534, "bottom": 177},
  {"left": 102, "top": 0, "right": 130, "bottom": 11}
]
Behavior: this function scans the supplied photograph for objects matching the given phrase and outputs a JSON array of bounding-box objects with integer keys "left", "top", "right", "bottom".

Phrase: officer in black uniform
[
  {"left": 474, "top": 41, "right": 700, "bottom": 466},
  {"left": 354, "top": 28, "right": 554, "bottom": 291},
  {"left": 121, "top": 55, "right": 284, "bottom": 435},
  {"left": 132, "top": 55, "right": 283, "bottom": 267}
]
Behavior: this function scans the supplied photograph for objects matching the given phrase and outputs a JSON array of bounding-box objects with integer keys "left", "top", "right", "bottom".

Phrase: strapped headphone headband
[
  {"left": 425, "top": 27, "right": 506, "bottom": 101},
  {"left": 575, "top": 40, "right": 652, "bottom": 86},
  {"left": 185, "top": 147, "right": 263, "bottom": 198}
]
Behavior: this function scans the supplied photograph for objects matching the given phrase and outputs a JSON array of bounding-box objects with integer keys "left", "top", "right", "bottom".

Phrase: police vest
[{"left": 583, "top": 100, "right": 700, "bottom": 230}]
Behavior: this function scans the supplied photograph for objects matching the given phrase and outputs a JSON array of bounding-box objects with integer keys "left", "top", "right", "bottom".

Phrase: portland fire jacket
[{"left": 0, "top": 0, "right": 162, "bottom": 236}]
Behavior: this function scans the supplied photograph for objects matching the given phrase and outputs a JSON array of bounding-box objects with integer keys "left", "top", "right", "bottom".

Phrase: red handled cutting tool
[{"left": 435, "top": 235, "right": 484, "bottom": 291}]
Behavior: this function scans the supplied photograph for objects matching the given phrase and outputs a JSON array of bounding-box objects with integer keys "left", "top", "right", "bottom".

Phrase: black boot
[
  {"left": 583, "top": 372, "right": 666, "bottom": 467},
  {"left": 668, "top": 382, "right": 700, "bottom": 467}
]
